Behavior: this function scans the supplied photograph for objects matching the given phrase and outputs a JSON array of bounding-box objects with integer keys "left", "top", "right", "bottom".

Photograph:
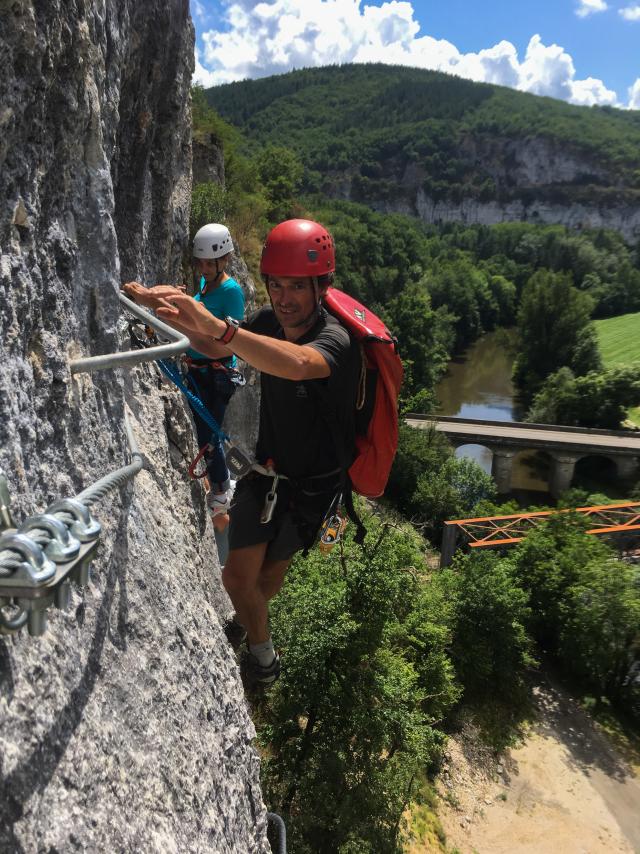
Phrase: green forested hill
[{"left": 205, "top": 64, "right": 640, "bottom": 209}]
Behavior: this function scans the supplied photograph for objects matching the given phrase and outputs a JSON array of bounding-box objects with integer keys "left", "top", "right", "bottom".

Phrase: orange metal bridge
[{"left": 440, "top": 501, "right": 640, "bottom": 567}]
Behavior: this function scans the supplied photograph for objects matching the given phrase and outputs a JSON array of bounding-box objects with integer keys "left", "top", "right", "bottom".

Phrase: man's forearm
[
  {"left": 156, "top": 294, "right": 330, "bottom": 380},
  {"left": 192, "top": 321, "right": 328, "bottom": 380},
  {"left": 230, "top": 329, "right": 329, "bottom": 380}
]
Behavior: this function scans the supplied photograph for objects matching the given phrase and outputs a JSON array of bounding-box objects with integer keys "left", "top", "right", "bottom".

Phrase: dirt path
[{"left": 436, "top": 677, "right": 640, "bottom": 854}]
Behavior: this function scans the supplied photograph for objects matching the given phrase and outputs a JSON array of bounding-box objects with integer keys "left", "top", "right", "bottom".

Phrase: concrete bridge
[{"left": 405, "top": 415, "right": 640, "bottom": 496}]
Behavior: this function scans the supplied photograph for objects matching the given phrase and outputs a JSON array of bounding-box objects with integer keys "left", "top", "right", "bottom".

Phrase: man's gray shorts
[{"left": 228, "top": 473, "right": 334, "bottom": 562}]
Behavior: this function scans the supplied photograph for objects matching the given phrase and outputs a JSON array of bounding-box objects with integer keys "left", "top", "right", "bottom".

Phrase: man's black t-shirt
[{"left": 243, "top": 306, "right": 361, "bottom": 480}]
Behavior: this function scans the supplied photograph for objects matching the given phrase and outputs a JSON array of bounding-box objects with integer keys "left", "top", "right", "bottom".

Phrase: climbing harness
[
  {"left": 184, "top": 355, "right": 246, "bottom": 387},
  {"left": 128, "top": 319, "right": 253, "bottom": 481},
  {"left": 126, "top": 312, "right": 345, "bottom": 556}
]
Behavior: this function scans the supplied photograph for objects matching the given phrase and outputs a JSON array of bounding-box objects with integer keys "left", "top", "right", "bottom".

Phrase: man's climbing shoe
[
  {"left": 223, "top": 615, "right": 247, "bottom": 651},
  {"left": 242, "top": 651, "right": 281, "bottom": 687}
]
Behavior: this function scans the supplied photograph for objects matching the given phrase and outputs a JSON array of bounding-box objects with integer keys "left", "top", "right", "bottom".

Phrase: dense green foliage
[
  {"left": 527, "top": 365, "right": 640, "bottom": 428},
  {"left": 258, "top": 509, "right": 537, "bottom": 851},
  {"left": 259, "top": 517, "right": 458, "bottom": 853},
  {"left": 440, "top": 552, "right": 535, "bottom": 705},
  {"left": 255, "top": 144, "right": 304, "bottom": 223},
  {"left": 206, "top": 64, "right": 640, "bottom": 209},
  {"left": 386, "top": 424, "right": 496, "bottom": 541},
  {"left": 506, "top": 516, "right": 640, "bottom": 710},
  {"left": 258, "top": 504, "right": 640, "bottom": 849},
  {"left": 307, "top": 202, "right": 640, "bottom": 384},
  {"left": 434, "top": 221, "right": 640, "bottom": 319},
  {"left": 513, "top": 269, "right": 602, "bottom": 403}
]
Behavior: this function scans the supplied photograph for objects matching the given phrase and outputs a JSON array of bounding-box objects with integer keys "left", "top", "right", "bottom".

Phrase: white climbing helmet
[{"left": 193, "top": 223, "right": 233, "bottom": 259}]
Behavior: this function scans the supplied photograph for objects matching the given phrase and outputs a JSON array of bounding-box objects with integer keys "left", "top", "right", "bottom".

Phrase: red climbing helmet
[{"left": 260, "top": 219, "right": 335, "bottom": 278}]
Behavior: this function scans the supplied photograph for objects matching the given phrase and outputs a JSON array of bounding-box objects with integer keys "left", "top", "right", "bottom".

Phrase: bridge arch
[
  {"left": 574, "top": 453, "right": 618, "bottom": 488},
  {"left": 452, "top": 442, "right": 494, "bottom": 475}
]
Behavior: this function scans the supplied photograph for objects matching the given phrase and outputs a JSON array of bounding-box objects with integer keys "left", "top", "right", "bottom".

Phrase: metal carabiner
[{"left": 260, "top": 475, "right": 279, "bottom": 524}]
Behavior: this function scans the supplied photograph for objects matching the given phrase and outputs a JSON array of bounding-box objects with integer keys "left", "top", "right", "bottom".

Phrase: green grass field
[{"left": 595, "top": 312, "right": 640, "bottom": 424}]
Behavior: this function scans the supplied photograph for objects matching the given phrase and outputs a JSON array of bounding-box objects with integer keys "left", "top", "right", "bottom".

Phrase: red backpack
[{"left": 323, "top": 287, "right": 404, "bottom": 498}]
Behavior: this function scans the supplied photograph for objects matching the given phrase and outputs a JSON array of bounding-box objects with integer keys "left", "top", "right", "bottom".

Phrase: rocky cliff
[
  {"left": 0, "top": 2, "right": 268, "bottom": 851},
  {"left": 336, "top": 135, "right": 640, "bottom": 242}
]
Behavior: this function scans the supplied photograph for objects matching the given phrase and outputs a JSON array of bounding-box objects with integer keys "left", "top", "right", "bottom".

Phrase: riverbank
[{"left": 432, "top": 673, "right": 640, "bottom": 854}]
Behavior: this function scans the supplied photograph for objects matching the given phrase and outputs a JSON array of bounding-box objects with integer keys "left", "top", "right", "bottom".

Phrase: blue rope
[{"left": 157, "top": 359, "right": 229, "bottom": 443}]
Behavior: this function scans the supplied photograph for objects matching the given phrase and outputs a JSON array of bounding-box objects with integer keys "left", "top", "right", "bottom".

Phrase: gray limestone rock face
[
  {"left": 193, "top": 136, "right": 226, "bottom": 187},
  {"left": 0, "top": 2, "right": 269, "bottom": 851}
]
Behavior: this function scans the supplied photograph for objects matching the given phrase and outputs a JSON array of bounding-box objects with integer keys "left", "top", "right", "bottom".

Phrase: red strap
[
  {"left": 185, "top": 356, "right": 233, "bottom": 373},
  {"left": 188, "top": 445, "right": 210, "bottom": 479}
]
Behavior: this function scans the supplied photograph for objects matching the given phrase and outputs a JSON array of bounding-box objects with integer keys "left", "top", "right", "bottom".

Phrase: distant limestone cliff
[
  {"left": 207, "top": 64, "right": 640, "bottom": 243},
  {"left": 0, "top": 2, "right": 268, "bottom": 850}
]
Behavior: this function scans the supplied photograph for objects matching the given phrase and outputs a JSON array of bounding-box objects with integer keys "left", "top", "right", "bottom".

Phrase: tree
[
  {"left": 386, "top": 424, "right": 452, "bottom": 520},
  {"left": 438, "top": 552, "right": 535, "bottom": 704},
  {"left": 412, "top": 456, "right": 497, "bottom": 543},
  {"left": 513, "top": 269, "right": 602, "bottom": 402},
  {"left": 190, "top": 182, "right": 227, "bottom": 236},
  {"left": 559, "top": 557, "right": 640, "bottom": 706},
  {"left": 386, "top": 282, "right": 454, "bottom": 398},
  {"left": 255, "top": 144, "right": 304, "bottom": 222},
  {"left": 527, "top": 365, "right": 640, "bottom": 429},
  {"left": 259, "top": 515, "right": 459, "bottom": 853},
  {"left": 508, "top": 514, "right": 613, "bottom": 651}
]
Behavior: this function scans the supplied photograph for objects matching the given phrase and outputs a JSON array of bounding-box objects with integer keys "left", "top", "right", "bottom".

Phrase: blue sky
[{"left": 191, "top": 0, "right": 640, "bottom": 108}]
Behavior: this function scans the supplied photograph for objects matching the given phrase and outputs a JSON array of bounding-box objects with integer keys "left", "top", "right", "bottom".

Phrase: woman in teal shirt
[
  {"left": 124, "top": 223, "right": 245, "bottom": 522},
  {"left": 186, "top": 224, "right": 245, "bottom": 519}
]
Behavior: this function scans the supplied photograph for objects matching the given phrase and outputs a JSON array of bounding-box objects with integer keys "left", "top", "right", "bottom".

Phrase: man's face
[{"left": 267, "top": 275, "right": 320, "bottom": 335}]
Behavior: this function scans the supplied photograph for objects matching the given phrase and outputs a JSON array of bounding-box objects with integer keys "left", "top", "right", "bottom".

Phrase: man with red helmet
[{"left": 155, "top": 219, "right": 361, "bottom": 686}]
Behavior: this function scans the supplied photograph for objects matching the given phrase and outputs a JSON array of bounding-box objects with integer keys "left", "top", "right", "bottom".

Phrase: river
[{"left": 435, "top": 329, "right": 550, "bottom": 495}]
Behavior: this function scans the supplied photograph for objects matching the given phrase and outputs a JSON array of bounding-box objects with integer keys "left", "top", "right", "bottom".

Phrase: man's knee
[{"left": 222, "top": 544, "right": 267, "bottom": 596}]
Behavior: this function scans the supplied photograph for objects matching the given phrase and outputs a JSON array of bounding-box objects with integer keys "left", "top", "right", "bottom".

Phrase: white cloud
[
  {"left": 518, "top": 34, "right": 574, "bottom": 101},
  {"left": 629, "top": 78, "right": 640, "bottom": 108},
  {"left": 194, "top": 0, "right": 627, "bottom": 106},
  {"left": 194, "top": 52, "right": 219, "bottom": 88},
  {"left": 571, "top": 76, "right": 617, "bottom": 106},
  {"left": 620, "top": 5, "right": 640, "bottom": 21},
  {"left": 575, "top": 0, "right": 608, "bottom": 17}
]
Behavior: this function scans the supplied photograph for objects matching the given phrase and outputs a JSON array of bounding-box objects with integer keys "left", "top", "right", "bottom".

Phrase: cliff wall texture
[{"left": 0, "top": 2, "right": 267, "bottom": 851}]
